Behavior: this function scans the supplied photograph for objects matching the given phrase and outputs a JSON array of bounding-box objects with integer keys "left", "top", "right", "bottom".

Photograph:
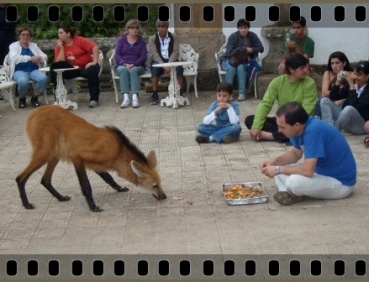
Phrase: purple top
[{"left": 114, "top": 34, "right": 147, "bottom": 67}]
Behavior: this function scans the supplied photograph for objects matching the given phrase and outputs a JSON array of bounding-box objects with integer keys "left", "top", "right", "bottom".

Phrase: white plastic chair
[
  {"left": 0, "top": 67, "right": 16, "bottom": 114},
  {"left": 215, "top": 43, "right": 260, "bottom": 98},
  {"left": 3, "top": 54, "right": 49, "bottom": 104}
]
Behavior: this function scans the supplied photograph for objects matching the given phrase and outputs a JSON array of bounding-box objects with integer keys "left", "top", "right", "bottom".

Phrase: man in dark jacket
[
  {"left": 0, "top": 4, "right": 16, "bottom": 100},
  {"left": 0, "top": 4, "right": 16, "bottom": 64},
  {"left": 220, "top": 19, "right": 264, "bottom": 101},
  {"left": 148, "top": 20, "right": 184, "bottom": 105}
]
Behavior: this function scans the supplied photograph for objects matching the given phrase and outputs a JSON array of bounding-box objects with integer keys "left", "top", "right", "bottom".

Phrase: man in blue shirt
[{"left": 260, "top": 102, "right": 356, "bottom": 205}]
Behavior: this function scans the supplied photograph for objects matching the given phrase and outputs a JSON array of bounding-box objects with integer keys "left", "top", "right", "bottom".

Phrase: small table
[
  {"left": 153, "top": 61, "right": 191, "bottom": 109},
  {"left": 40, "top": 66, "right": 79, "bottom": 110}
]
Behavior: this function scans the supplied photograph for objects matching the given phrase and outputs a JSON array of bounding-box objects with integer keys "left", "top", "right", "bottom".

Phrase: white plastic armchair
[
  {"left": 215, "top": 44, "right": 260, "bottom": 98},
  {"left": 0, "top": 66, "right": 16, "bottom": 114},
  {"left": 4, "top": 54, "right": 49, "bottom": 103}
]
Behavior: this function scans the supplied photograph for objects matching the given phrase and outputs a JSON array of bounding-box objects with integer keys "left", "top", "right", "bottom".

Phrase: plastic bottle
[{"left": 285, "top": 30, "right": 290, "bottom": 43}]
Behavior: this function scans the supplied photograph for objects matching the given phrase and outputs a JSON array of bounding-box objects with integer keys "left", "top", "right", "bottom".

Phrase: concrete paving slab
[{"left": 0, "top": 89, "right": 369, "bottom": 279}]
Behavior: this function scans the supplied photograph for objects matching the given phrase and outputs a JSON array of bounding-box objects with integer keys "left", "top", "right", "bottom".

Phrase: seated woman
[
  {"left": 319, "top": 51, "right": 352, "bottom": 122},
  {"left": 114, "top": 19, "right": 147, "bottom": 108},
  {"left": 9, "top": 26, "right": 48, "bottom": 108},
  {"left": 50, "top": 26, "right": 101, "bottom": 108},
  {"left": 321, "top": 61, "right": 369, "bottom": 136},
  {"left": 220, "top": 19, "right": 263, "bottom": 101}
]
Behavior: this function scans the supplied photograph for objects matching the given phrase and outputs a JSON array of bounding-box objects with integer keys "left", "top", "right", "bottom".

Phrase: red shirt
[{"left": 55, "top": 36, "right": 96, "bottom": 70}]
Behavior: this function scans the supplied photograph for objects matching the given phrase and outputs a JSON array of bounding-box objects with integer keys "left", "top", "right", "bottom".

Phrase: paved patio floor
[{"left": 0, "top": 90, "right": 368, "bottom": 279}]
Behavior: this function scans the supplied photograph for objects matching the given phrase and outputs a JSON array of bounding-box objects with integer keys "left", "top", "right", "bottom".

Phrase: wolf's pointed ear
[
  {"left": 147, "top": 150, "right": 157, "bottom": 167},
  {"left": 131, "top": 160, "right": 148, "bottom": 179}
]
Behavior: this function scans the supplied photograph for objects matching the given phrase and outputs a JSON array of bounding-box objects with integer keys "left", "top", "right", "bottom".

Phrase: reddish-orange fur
[{"left": 16, "top": 105, "right": 166, "bottom": 212}]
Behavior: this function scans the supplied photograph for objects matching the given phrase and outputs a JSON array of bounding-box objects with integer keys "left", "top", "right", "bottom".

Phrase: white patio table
[
  {"left": 40, "top": 66, "right": 79, "bottom": 110},
  {"left": 153, "top": 61, "right": 192, "bottom": 109}
]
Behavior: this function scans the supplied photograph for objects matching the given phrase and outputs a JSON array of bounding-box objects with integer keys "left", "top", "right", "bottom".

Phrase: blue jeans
[
  {"left": 221, "top": 59, "right": 247, "bottom": 95},
  {"left": 13, "top": 69, "right": 48, "bottom": 95},
  {"left": 197, "top": 123, "right": 242, "bottom": 143},
  {"left": 320, "top": 97, "right": 343, "bottom": 127},
  {"left": 116, "top": 65, "right": 145, "bottom": 94}
]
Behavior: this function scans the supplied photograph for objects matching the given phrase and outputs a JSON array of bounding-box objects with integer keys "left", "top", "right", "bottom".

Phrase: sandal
[
  {"left": 273, "top": 191, "right": 303, "bottom": 206},
  {"left": 364, "top": 137, "right": 369, "bottom": 148}
]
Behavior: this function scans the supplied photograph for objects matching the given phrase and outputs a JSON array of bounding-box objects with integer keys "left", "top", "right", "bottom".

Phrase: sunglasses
[{"left": 157, "top": 25, "right": 167, "bottom": 28}]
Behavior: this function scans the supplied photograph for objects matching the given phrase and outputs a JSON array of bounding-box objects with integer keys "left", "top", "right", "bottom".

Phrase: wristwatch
[{"left": 274, "top": 166, "right": 280, "bottom": 175}]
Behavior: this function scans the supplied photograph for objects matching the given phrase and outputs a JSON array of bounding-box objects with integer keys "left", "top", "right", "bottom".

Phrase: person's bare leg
[
  {"left": 259, "top": 131, "right": 274, "bottom": 141},
  {"left": 152, "top": 76, "right": 159, "bottom": 91},
  {"left": 364, "top": 121, "right": 369, "bottom": 134}
]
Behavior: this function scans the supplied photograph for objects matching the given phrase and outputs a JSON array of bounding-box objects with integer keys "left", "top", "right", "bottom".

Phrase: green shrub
[{"left": 15, "top": 4, "right": 160, "bottom": 39}]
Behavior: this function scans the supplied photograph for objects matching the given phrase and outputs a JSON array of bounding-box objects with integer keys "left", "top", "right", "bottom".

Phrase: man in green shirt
[
  {"left": 279, "top": 16, "right": 314, "bottom": 75},
  {"left": 245, "top": 53, "right": 317, "bottom": 142}
]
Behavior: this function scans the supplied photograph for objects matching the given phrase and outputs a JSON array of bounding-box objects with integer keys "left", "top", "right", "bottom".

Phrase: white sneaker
[
  {"left": 238, "top": 94, "right": 246, "bottom": 101},
  {"left": 120, "top": 93, "right": 130, "bottom": 108},
  {"left": 132, "top": 93, "right": 139, "bottom": 108}
]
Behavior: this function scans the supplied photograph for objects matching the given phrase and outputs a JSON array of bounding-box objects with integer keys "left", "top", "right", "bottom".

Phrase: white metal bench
[
  {"left": 215, "top": 43, "right": 260, "bottom": 98},
  {"left": 109, "top": 44, "right": 199, "bottom": 103},
  {"left": 0, "top": 67, "right": 16, "bottom": 115}
]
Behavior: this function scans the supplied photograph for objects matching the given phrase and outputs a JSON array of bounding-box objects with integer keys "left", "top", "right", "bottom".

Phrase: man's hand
[
  {"left": 250, "top": 128, "right": 261, "bottom": 141},
  {"left": 286, "top": 40, "right": 296, "bottom": 48},
  {"left": 261, "top": 165, "right": 278, "bottom": 178}
]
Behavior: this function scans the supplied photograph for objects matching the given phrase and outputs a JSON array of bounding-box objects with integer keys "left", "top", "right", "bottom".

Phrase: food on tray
[{"left": 224, "top": 184, "right": 265, "bottom": 199}]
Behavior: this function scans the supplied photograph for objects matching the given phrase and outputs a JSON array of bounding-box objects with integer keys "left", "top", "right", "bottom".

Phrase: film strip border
[
  {"left": 3, "top": 4, "right": 369, "bottom": 27},
  {"left": 0, "top": 255, "right": 368, "bottom": 279}
]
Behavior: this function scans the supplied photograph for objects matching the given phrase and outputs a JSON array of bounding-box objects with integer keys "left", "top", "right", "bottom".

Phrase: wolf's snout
[{"left": 153, "top": 193, "right": 167, "bottom": 200}]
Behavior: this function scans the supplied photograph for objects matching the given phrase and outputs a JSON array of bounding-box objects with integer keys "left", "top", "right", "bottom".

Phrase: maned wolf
[{"left": 16, "top": 105, "right": 166, "bottom": 212}]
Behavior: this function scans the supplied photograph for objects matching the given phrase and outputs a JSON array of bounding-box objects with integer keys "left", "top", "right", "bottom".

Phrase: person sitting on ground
[
  {"left": 319, "top": 51, "right": 352, "bottom": 122},
  {"left": 9, "top": 26, "right": 48, "bottom": 108},
  {"left": 278, "top": 16, "right": 314, "bottom": 75},
  {"left": 260, "top": 102, "right": 356, "bottom": 206},
  {"left": 50, "top": 26, "right": 101, "bottom": 108},
  {"left": 320, "top": 61, "right": 369, "bottom": 136},
  {"left": 245, "top": 53, "right": 317, "bottom": 143},
  {"left": 195, "top": 82, "right": 242, "bottom": 144},
  {"left": 148, "top": 20, "right": 183, "bottom": 105},
  {"left": 114, "top": 19, "right": 147, "bottom": 109},
  {"left": 220, "top": 19, "right": 264, "bottom": 101}
]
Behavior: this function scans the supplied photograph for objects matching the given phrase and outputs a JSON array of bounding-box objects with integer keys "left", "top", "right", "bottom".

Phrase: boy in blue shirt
[
  {"left": 195, "top": 82, "right": 242, "bottom": 144},
  {"left": 260, "top": 102, "right": 356, "bottom": 205}
]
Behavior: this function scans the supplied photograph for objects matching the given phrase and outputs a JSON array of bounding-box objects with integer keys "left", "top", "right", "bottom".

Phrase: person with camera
[
  {"left": 318, "top": 51, "right": 353, "bottom": 119},
  {"left": 278, "top": 16, "right": 314, "bottom": 75},
  {"left": 320, "top": 61, "right": 369, "bottom": 136},
  {"left": 220, "top": 19, "right": 264, "bottom": 101}
]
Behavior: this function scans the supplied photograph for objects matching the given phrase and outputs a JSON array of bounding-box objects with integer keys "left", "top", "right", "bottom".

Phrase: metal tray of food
[{"left": 222, "top": 182, "right": 268, "bottom": 205}]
